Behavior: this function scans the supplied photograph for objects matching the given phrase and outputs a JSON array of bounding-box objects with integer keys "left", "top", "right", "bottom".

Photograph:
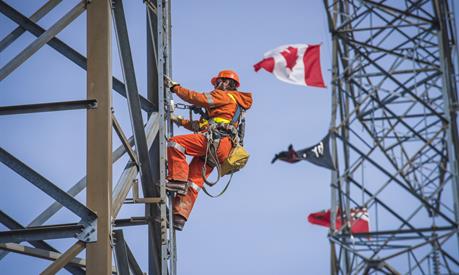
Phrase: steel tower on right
[{"left": 324, "top": 0, "right": 459, "bottom": 274}]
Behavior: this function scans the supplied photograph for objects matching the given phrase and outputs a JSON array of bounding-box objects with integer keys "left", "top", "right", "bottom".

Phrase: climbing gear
[
  {"left": 211, "top": 70, "right": 240, "bottom": 87},
  {"left": 174, "top": 103, "right": 209, "bottom": 132},
  {"left": 201, "top": 125, "right": 223, "bottom": 186},
  {"left": 165, "top": 180, "right": 189, "bottom": 195},
  {"left": 202, "top": 174, "right": 234, "bottom": 198},
  {"left": 170, "top": 90, "right": 249, "bottom": 197},
  {"left": 200, "top": 94, "right": 249, "bottom": 197}
]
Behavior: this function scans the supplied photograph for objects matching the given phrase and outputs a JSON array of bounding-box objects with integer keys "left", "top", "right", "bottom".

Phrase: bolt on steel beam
[{"left": 0, "top": 223, "right": 84, "bottom": 243}]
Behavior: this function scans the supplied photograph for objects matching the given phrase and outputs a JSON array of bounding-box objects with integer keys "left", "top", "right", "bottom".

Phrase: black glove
[{"left": 164, "top": 75, "right": 179, "bottom": 92}]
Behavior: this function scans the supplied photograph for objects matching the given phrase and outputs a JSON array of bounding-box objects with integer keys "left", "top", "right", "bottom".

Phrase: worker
[{"left": 164, "top": 70, "right": 253, "bottom": 231}]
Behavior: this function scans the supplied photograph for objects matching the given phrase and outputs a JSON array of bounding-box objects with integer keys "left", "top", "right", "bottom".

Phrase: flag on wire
[
  {"left": 254, "top": 44, "right": 326, "bottom": 88},
  {"left": 307, "top": 208, "right": 370, "bottom": 234},
  {"left": 271, "top": 133, "right": 335, "bottom": 170},
  {"left": 271, "top": 144, "right": 301, "bottom": 164}
]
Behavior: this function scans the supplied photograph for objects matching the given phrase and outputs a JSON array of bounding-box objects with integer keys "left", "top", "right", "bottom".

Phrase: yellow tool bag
[{"left": 220, "top": 144, "right": 250, "bottom": 176}]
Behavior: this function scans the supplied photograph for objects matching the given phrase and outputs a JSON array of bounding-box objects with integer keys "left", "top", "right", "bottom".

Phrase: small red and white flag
[
  {"left": 254, "top": 44, "right": 326, "bottom": 88},
  {"left": 307, "top": 208, "right": 370, "bottom": 234}
]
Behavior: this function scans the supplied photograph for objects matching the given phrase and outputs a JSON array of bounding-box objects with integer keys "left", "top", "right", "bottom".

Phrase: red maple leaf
[{"left": 280, "top": 46, "right": 298, "bottom": 70}]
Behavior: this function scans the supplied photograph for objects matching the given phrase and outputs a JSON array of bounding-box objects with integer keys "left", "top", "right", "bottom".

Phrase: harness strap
[
  {"left": 231, "top": 104, "right": 242, "bottom": 125},
  {"left": 202, "top": 173, "right": 233, "bottom": 198},
  {"left": 201, "top": 132, "right": 221, "bottom": 187},
  {"left": 208, "top": 93, "right": 241, "bottom": 126},
  {"left": 228, "top": 93, "right": 242, "bottom": 125}
]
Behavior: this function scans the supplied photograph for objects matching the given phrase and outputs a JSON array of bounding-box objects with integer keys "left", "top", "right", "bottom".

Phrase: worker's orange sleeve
[{"left": 172, "top": 86, "right": 223, "bottom": 108}]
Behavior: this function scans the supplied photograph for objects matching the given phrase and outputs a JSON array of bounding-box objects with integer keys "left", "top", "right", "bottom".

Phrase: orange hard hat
[{"left": 211, "top": 70, "right": 240, "bottom": 87}]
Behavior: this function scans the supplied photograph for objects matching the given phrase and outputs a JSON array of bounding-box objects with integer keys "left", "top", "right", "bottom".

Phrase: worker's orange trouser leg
[{"left": 167, "top": 133, "right": 232, "bottom": 220}]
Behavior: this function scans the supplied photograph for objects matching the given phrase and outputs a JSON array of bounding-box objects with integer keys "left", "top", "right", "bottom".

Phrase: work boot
[
  {"left": 173, "top": 214, "right": 186, "bottom": 231},
  {"left": 166, "top": 180, "right": 188, "bottom": 195},
  {"left": 153, "top": 215, "right": 186, "bottom": 231}
]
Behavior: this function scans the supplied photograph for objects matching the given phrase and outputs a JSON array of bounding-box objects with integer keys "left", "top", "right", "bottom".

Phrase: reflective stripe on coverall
[{"left": 168, "top": 133, "right": 232, "bottom": 220}]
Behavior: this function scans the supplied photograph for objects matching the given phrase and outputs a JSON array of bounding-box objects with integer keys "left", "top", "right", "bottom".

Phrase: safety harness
[
  {"left": 173, "top": 94, "right": 247, "bottom": 198},
  {"left": 201, "top": 95, "right": 246, "bottom": 197}
]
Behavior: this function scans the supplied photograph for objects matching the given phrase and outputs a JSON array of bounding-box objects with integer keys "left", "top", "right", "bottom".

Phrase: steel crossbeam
[
  {"left": 112, "top": 113, "right": 160, "bottom": 218},
  {"left": 0, "top": 134, "right": 134, "bottom": 261},
  {"left": 0, "top": 211, "right": 84, "bottom": 274},
  {"left": 41, "top": 241, "right": 86, "bottom": 275},
  {"left": 0, "top": 1, "right": 154, "bottom": 113},
  {"left": 0, "top": 99, "right": 97, "bottom": 115},
  {"left": 0, "top": 147, "right": 97, "bottom": 223},
  {"left": 0, "top": 0, "right": 61, "bottom": 52},
  {"left": 0, "top": 223, "right": 84, "bottom": 243},
  {"left": 0, "top": 243, "right": 86, "bottom": 268},
  {"left": 0, "top": 1, "right": 86, "bottom": 81}
]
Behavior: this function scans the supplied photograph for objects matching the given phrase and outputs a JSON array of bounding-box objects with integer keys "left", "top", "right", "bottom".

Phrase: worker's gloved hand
[
  {"left": 170, "top": 114, "right": 183, "bottom": 127},
  {"left": 164, "top": 75, "right": 179, "bottom": 91}
]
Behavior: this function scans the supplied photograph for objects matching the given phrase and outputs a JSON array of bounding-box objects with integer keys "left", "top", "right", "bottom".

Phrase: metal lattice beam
[
  {"left": 0, "top": 0, "right": 175, "bottom": 274},
  {"left": 325, "top": 0, "right": 459, "bottom": 274}
]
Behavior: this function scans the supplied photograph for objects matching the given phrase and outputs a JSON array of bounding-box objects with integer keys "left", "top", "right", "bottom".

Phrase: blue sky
[
  {"left": 1, "top": 0, "right": 458, "bottom": 274},
  {"left": 167, "top": 2, "right": 332, "bottom": 274}
]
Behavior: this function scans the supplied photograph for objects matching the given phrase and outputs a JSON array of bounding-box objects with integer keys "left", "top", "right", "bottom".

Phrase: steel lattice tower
[
  {"left": 0, "top": 0, "right": 176, "bottom": 274},
  {"left": 324, "top": 0, "right": 459, "bottom": 274}
]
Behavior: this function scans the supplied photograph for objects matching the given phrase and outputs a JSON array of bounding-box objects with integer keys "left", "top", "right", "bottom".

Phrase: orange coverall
[{"left": 168, "top": 85, "right": 253, "bottom": 220}]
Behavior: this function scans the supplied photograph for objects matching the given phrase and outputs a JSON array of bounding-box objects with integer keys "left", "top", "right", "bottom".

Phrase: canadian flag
[
  {"left": 307, "top": 208, "right": 370, "bottom": 234},
  {"left": 254, "top": 44, "right": 326, "bottom": 88}
]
